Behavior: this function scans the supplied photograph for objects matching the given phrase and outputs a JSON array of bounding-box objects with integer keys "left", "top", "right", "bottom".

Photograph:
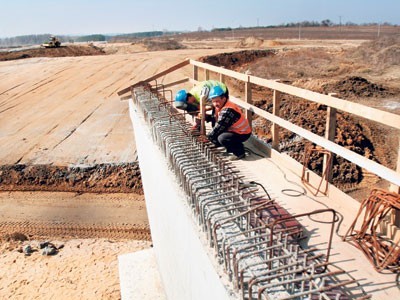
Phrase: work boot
[{"left": 229, "top": 154, "right": 245, "bottom": 161}]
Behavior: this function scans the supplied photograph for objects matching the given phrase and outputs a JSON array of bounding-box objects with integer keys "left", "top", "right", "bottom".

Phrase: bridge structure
[{"left": 118, "top": 59, "right": 400, "bottom": 299}]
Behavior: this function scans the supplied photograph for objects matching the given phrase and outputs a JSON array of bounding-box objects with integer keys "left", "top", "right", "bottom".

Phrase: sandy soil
[
  {"left": 0, "top": 238, "right": 151, "bottom": 299},
  {"left": 0, "top": 191, "right": 150, "bottom": 299}
]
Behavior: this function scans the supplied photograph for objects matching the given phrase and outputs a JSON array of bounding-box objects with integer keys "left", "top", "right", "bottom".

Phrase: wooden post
[
  {"left": 193, "top": 65, "right": 198, "bottom": 86},
  {"left": 245, "top": 71, "right": 252, "bottom": 125},
  {"left": 219, "top": 67, "right": 225, "bottom": 83},
  {"left": 324, "top": 94, "right": 337, "bottom": 183},
  {"left": 204, "top": 69, "right": 210, "bottom": 81},
  {"left": 272, "top": 89, "right": 281, "bottom": 151}
]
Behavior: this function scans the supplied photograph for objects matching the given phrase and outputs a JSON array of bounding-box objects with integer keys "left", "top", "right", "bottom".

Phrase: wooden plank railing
[{"left": 118, "top": 59, "right": 400, "bottom": 189}]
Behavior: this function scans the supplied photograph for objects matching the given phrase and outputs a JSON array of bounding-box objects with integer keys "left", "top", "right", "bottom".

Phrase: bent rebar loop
[
  {"left": 234, "top": 242, "right": 286, "bottom": 291},
  {"left": 197, "top": 173, "right": 245, "bottom": 213},
  {"left": 188, "top": 170, "right": 237, "bottom": 199},
  {"left": 222, "top": 225, "right": 274, "bottom": 272},
  {"left": 201, "top": 188, "right": 260, "bottom": 231},
  {"left": 198, "top": 189, "right": 239, "bottom": 222},
  {"left": 256, "top": 268, "right": 348, "bottom": 300},
  {"left": 266, "top": 208, "right": 337, "bottom": 270},
  {"left": 160, "top": 130, "right": 191, "bottom": 150},
  {"left": 182, "top": 163, "right": 216, "bottom": 192},
  {"left": 211, "top": 201, "right": 274, "bottom": 251},
  {"left": 193, "top": 183, "right": 238, "bottom": 215},
  {"left": 157, "top": 128, "right": 189, "bottom": 154},
  {"left": 245, "top": 249, "right": 326, "bottom": 298},
  {"left": 233, "top": 242, "right": 300, "bottom": 290},
  {"left": 171, "top": 148, "right": 204, "bottom": 166},
  {"left": 168, "top": 143, "right": 201, "bottom": 162}
]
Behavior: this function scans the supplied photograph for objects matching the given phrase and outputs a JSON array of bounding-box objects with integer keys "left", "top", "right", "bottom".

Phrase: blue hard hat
[
  {"left": 208, "top": 86, "right": 225, "bottom": 100},
  {"left": 175, "top": 89, "right": 187, "bottom": 103}
]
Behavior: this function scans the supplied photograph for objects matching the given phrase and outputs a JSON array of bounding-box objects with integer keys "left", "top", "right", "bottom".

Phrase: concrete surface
[
  {"left": 119, "top": 248, "right": 166, "bottom": 300},
  {"left": 130, "top": 99, "right": 237, "bottom": 300}
]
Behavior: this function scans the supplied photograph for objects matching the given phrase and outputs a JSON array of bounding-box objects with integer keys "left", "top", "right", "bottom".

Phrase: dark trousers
[{"left": 216, "top": 132, "right": 251, "bottom": 157}]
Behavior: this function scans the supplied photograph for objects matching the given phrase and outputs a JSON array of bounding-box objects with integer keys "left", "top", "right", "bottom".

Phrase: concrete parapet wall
[{"left": 129, "top": 99, "right": 235, "bottom": 300}]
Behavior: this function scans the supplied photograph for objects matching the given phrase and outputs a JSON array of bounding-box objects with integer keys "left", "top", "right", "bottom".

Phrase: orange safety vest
[{"left": 215, "top": 101, "right": 252, "bottom": 135}]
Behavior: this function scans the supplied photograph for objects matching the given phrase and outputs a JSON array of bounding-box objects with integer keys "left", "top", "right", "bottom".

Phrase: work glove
[{"left": 200, "top": 86, "right": 210, "bottom": 103}]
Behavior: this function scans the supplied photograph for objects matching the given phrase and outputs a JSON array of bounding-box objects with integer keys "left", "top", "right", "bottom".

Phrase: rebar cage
[{"left": 132, "top": 84, "right": 365, "bottom": 300}]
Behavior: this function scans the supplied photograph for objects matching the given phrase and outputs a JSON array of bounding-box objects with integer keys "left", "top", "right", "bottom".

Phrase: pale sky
[{"left": 0, "top": 0, "right": 399, "bottom": 38}]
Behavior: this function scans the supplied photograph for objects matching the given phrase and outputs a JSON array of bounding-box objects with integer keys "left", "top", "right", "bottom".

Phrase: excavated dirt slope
[
  {"left": 0, "top": 163, "right": 142, "bottom": 194},
  {"left": 0, "top": 45, "right": 105, "bottom": 61}
]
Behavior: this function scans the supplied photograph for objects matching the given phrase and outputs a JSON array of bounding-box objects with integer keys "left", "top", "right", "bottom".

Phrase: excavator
[{"left": 41, "top": 36, "right": 61, "bottom": 48}]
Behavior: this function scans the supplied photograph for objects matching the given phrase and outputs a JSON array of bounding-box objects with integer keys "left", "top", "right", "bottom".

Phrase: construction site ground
[{"left": 0, "top": 35, "right": 399, "bottom": 299}]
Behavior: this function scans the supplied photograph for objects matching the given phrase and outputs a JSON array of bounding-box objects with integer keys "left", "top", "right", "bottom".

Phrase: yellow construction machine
[{"left": 41, "top": 36, "right": 61, "bottom": 48}]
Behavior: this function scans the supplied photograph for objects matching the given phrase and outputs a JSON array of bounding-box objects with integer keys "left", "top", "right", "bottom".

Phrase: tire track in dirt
[
  {"left": 8, "top": 103, "right": 102, "bottom": 164},
  {"left": 6, "top": 67, "right": 74, "bottom": 101},
  {"left": 65, "top": 58, "right": 144, "bottom": 100},
  {"left": 0, "top": 82, "right": 26, "bottom": 96},
  {"left": 0, "top": 68, "right": 73, "bottom": 114},
  {"left": 101, "top": 57, "right": 156, "bottom": 98},
  {"left": 111, "top": 57, "right": 154, "bottom": 94},
  {"left": 0, "top": 221, "right": 151, "bottom": 241},
  {"left": 51, "top": 104, "right": 102, "bottom": 150}
]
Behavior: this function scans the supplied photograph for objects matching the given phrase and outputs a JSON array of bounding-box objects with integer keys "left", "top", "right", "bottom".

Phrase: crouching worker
[
  {"left": 207, "top": 86, "right": 252, "bottom": 160},
  {"left": 174, "top": 80, "right": 228, "bottom": 131}
]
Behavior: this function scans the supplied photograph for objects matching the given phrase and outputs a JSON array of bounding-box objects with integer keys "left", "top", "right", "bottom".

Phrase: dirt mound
[
  {"left": 264, "top": 40, "right": 284, "bottom": 47},
  {"left": 0, "top": 163, "right": 142, "bottom": 194},
  {"left": 321, "top": 76, "right": 392, "bottom": 99},
  {"left": 0, "top": 45, "right": 105, "bottom": 61},
  {"left": 293, "top": 76, "right": 394, "bottom": 100},
  {"left": 349, "top": 35, "right": 400, "bottom": 68},
  {"left": 200, "top": 50, "right": 275, "bottom": 69},
  {"left": 132, "top": 39, "right": 186, "bottom": 51},
  {"left": 252, "top": 98, "right": 378, "bottom": 189},
  {"left": 236, "top": 36, "right": 264, "bottom": 48}
]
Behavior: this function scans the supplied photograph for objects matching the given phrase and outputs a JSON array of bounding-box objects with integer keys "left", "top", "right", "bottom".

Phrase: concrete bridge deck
[{"left": 126, "top": 87, "right": 399, "bottom": 299}]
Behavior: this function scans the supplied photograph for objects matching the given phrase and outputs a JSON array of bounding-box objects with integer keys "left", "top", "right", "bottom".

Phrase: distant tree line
[
  {"left": 75, "top": 34, "right": 107, "bottom": 42},
  {"left": 109, "top": 31, "right": 182, "bottom": 42},
  {"left": 0, "top": 31, "right": 183, "bottom": 47},
  {"left": 211, "top": 21, "right": 396, "bottom": 32}
]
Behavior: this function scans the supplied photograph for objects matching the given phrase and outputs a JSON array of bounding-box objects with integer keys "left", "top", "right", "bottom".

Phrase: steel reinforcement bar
[{"left": 132, "top": 83, "right": 364, "bottom": 300}]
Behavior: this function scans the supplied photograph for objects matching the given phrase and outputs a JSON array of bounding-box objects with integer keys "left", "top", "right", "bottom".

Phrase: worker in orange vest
[{"left": 207, "top": 86, "right": 252, "bottom": 160}]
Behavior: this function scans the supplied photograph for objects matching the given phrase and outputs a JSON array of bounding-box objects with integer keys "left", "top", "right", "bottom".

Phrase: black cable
[
  {"left": 249, "top": 181, "right": 271, "bottom": 200},
  {"left": 308, "top": 211, "right": 340, "bottom": 224},
  {"left": 268, "top": 159, "right": 347, "bottom": 238},
  {"left": 281, "top": 188, "right": 305, "bottom": 197}
]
